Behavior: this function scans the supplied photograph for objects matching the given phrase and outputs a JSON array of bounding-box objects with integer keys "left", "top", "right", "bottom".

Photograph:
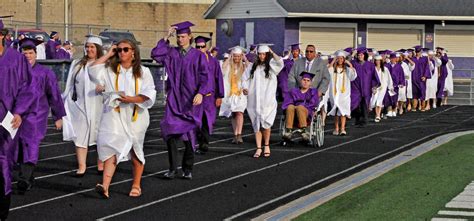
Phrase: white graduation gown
[
  {"left": 88, "top": 64, "right": 156, "bottom": 164},
  {"left": 402, "top": 62, "right": 415, "bottom": 99},
  {"left": 62, "top": 59, "right": 104, "bottom": 148},
  {"left": 36, "top": 44, "right": 46, "bottom": 60},
  {"left": 370, "top": 67, "right": 394, "bottom": 108},
  {"left": 426, "top": 58, "right": 441, "bottom": 100},
  {"left": 243, "top": 58, "right": 284, "bottom": 132},
  {"left": 219, "top": 63, "right": 248, "bottom": 118},
  {"left": 444, "top": 60, "right": 454, "bottom": 96},
  {"left": 317, "top": 66, "right": 332, "bottom": 112},
  {"left": 328, "top": 67, "right": 357, "bottom": 117}
]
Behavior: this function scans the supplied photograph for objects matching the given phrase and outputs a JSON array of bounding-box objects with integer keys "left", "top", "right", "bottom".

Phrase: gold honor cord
[
  {"left": 204, "top": 52, "right": 212, "bottom": 97},
  {"left": 115, "top": 65, "right": 139, "bottom": 122},
  {"left": 333, "top": 68, "right": 346, "bottom": 95}
]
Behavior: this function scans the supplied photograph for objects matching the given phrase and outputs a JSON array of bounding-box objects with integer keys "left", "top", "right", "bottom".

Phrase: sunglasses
[
  {"left": 196, "top": 45, "right": 206, "bottom": 49},
  {"left": 115, "top": 47, "right": 132, "bottom": 53},
  {"left": 305, "top": 50, "right": 315, "bottom": 53}
]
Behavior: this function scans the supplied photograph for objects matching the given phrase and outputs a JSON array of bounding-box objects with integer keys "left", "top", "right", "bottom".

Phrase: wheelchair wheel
[
  {"left": 316, "top": 114, "right": 324, "bottom": 147},
  {"left": 279, "top": 115, "right": 285, "bottom": 137}
]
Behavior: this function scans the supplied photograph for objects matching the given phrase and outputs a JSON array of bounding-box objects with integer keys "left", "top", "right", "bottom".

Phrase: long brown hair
[
  {"left": 109, "top": 39, "right": 142, "bottom": 79},
  {"left": 250, "top": 52, "right": 272, "bottom": 79},
  {"left": 77, "top": 43, "right": 104, "bottom": 68}
]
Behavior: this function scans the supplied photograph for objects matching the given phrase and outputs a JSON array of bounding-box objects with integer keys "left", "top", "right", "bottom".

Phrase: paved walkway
[{"left": 432, "top": 181, "right": 474, "bottom": 221}]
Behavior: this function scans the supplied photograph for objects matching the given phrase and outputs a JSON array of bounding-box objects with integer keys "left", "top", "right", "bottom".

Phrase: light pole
[{"left": 36, "top": 0, "right": 42, "bottom": 29}]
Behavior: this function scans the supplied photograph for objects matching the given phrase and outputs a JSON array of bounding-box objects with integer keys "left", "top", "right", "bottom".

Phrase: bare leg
[
  {"left": 321, "top": 109, "right": 327, "bottom": 126},
  {"left": 412, "top": 99, "right": 418, "bottom": 111},
  {"left": 375, "top": 106, "right": 382, "bottom": 119},
  {"left": 231, "top": 115, "right": 237, "bottom": 136},
  {"left": 75, "top": 147, "right": 88, "bottom": 174},
  {"left": 340, "top": 116, "right": 347, "bottom": 132},
  {"left": 253, "top": 130, "right": 263, "bottom": 158},
  {"left": 262, "top": 128, "right": 271, "bottom": 157},
  {"left": 101, "top": 156, "right": 117, "bottom": 197},
  {"left": 334, "top": 116, "right": 340, "bottom": 133},
  {"left": 235, "top": 112, "right": 244, "bottom": 135},
  {"left": 130, "top": 150, "right": 144, "bottom": 197},
  {"left": 97, "top": 160, "right": 104, "bottom": 172}
]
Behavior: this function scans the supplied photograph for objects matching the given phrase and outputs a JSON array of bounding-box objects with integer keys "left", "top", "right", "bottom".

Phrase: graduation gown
[
  {"left": 55, "top": 48, "right": 71, "bottom": 60},
  {"left": 0, "top": 47, "right": 35, "bottom": 195},
  {"left": 45, "top": 40, "right": 57, "bottom": 59},
  {"left": 328, "top": 66, "right": 357, "bottom": 117},
  {"left": 437, "top": 54, "right": 449, "bottom": 99},
  {"left": 202, "top": 51, "right": 224, "bottom": 133},
  {"left": 402, "top": 61, "right": 415, "bottom": 99},
  {"left": 282, "top": 87, "right": 320, "bottom": 118},
  {"left": 88, "top": 64, "right": 156, "bottom": 164},
  {"left": 411, "top": 56, "right": 431, "bottom": 100},
  {"left": 243, "top": 58, "right": 284, "bottom": 132},
  {"left": 277, "top": 59, "right": 295, "bottom": 101},
  {"left": 62, "top": 60, "right": 104, "bottom": 148},
  {"left": 350, "top": 60, "right": 380, "bottom": 111},
  {"left": 426, "top": 58, "right": 441, "bottom": 100},
  {"left": 444, "top": 60, "right": 454, "bottom": 97},
  {"left": 36, "top": 44, "right": 46, "bottom": 60},
  {"left": 387, "top": 62, "right": 405, "bottom": 106},
  {"left": 151, "top": 39, "right": 209, "bottom": 149},
  {"left": 18, "top": 63, "right": 66, "bottom": 165},
  {"left": 219, "top": 62, "right": 248, "bottom": 118},
  {"left": 246, "top": 53, "right": 257, "bottom": 63},
  {"left": 370, "top": 67, "right": 395, "bottom": 108}
]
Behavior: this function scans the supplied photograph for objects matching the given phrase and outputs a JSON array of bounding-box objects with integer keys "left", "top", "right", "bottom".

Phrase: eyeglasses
[
  {"left": 305, "top": 50, "right": 315, "bottom": 53},
  {"left": 196, "top": 45, "right": 206, "bottom": 49},
  {"left": 116, "top": 47, "right": 132, "bottom": 53}
]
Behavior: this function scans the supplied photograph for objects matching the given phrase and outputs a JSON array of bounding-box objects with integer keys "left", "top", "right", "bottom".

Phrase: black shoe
[
  {"left": 74, "top": 172, "right": 86, "bottom": 178},
  {"left": 182, "top": 171, "right": 192, "bottom": 180},
  {"left": 17, "top": 180, "right": 32, "bottom": 193},
  {"left": 163, "top": 170, "right": 177, "bottom": 179},
  {"left": 195, "top": 149, "right": 206, "bottom": 155}
]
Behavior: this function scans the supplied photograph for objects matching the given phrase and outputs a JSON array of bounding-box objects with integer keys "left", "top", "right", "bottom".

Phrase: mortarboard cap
[
  {"left": 249, "top": 44, "right": 257, "bottom": 50},
  {"left": 343, "top": 47, "right": 353, "bottom": 53},
  {"left": 289, "top": 43, "right": 301, "bottom": 51},
  {"left": 35, "top": 35, "right": 44, "bottom": 41},
  {"left": 194, "top": 35, "right": 211, "bottom": 44},
  {"left": 428, "top": 50, "right": 435, "bottom": 55},
  {"left": 435, "top": 46, "right": 444, "bottom": 50},
  {"left": 413, "top": 45, "right": 422, "bottom": 52},
  {"left": 223, "top": 53, "right": 229, "bottom": 58},
  {"left": 374, "top": 54, "right": 383, "bottom": 60},
  {"left": 389, "top": 53, "right": 398, "bottom": 59},
  {"left": 20, "top": 37, "right": 43, "bottom": 49},
  {"left": 172, "top": 21, "right": 194, "bottom": 35},
  {"left": 407, "top": 48, "right": 415, "bottom": 52},
  {"left": 257, "top": 43, "right": 273, "bottom": 53},
  {"left": 229, "top": 46, "right": 246, "bottom": 54},
  {"left": 50, "top": 31, "right": 58, "bottom": 38},
  {"left": 356, "top": 47, "right": 367, "bottom": 54},
  {"left": 300, "top": 71, "right": 315, "bottom": 80},
  {"left": 335, "top": 50, "right": 348, "bottom": 57},
  {"left": 211, "top": 46, "right": 219, "bottom": 52},
  {"left": 85, "top": 34, "right": 106, "bottom": 46}
]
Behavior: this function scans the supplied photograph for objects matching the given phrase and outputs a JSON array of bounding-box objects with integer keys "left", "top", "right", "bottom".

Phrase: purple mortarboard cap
[
  {"left": 356, "top": 47, "right": 367, "bottom": 54},
  {"left": 367, "top": 48, "right": 374, "bottom": 53},
  {"left": 407, "top": 48, "right": 415, "bottom": 52},
  {"left": 172, "top": 21, "right": 194, "bottom": 35},
  {"left": 194, "top": 35, "right": 211, "bottom": 44},
  {"left": 436, "top": 46, "right": 444, "bottom": 50},
  {"left": 20, "top": 37, "right": 43, "bottom": 49},
  {"left": 50, "top": 31, "right": 58, "bottom": 38},
  {"left": 389, "top": 53, "right": 397, "bottom": 59},
  {"left": 299, "top": 71, "right": 315, "bottom": 80},
  {"left": 344, "top": 47, "right": 353, "bottom": 53},
  {"left": 289, "top": 43, "right": 301, "bottom": 51},
  {"left": 250, "top": 44, "right": 257, "bottom": 50},
  {"left": 422, "top": 47, "right": 430, "bottom": 52},
  {"left": 413, "top": 45, "right": 422, "bottom": 52},
  {"left": 397, "top": 49, "right": 407, "bottom": 53},
  {"left": 211, "top": 46, "right": 219, "bottom": 52}
]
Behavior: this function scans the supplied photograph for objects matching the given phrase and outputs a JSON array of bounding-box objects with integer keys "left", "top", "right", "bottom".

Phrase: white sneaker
[
  {"left": 433, "top": 103, "right": 437, "bottom": 108},
  {"left": 392, "top": 112, "right": 397, "bottom": 117}
]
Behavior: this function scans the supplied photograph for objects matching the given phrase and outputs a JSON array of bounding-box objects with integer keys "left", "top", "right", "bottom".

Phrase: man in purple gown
[
  {"left": 350, "top": 48, "right": 380, "bottom": 127},
  {"left": 17, "top": 38, "right": 66, "bottom": 193},
  {"left": 0, "top": 20, "right": 35, "bottom": 220},
  {"left": 245, "top": 44, "right": 257, "bottom": 63},
  {"left": 410, "top": 45, "right": 431, "bottom": 111},
  {"left": 193, "top": 36, "right": 225, "bottom": 155},
  {"left": 386, "top": 53, "right": 405, "bottom": 116},
  {"left": 45, "top": 31, "right": 60, "bottom": 59},
  {"left": 435, "top": 47, "right": 449, "bottom": 106},
  {"left": 277, "top": 43, "right": 301, "bottom": 102},
  {"left": 151, "top": 21, "right": 209, "bottom": 180}
]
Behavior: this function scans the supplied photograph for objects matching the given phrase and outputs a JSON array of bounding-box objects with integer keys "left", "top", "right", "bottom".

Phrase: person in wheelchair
[{"left": 282, "top": 71, "right": 320, "bottom": 141}]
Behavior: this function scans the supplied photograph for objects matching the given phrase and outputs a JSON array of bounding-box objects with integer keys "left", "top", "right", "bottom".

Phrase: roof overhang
[{"left": 287, "top": 13, "right": 474, "bottom": 21}]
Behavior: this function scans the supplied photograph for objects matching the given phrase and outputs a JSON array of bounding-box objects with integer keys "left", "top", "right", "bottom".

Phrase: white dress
[
  {"left": 328, "top": 67, "right": 357, "bottom": 117},
  {"left": 426, "top": 58, "right": 441, "bottom": 100},
  {"left": 36, "top": 43, "right": 46, "bottom": 60},
  {"left": 219, "top": 63, "right": 248, "bottom": 118},
  {"left": 62, "top": 60, "right": 104, "bottom": 148},
  {"left": 88, "top": 64, "right": 156, "bottom": 164},
  {"left": 402, "top": 61, "right": 415, "bottom": 99},
  {"left": 317, "top": 66, "right": 332, "bottom": 112},
  {"left": 444, "top": 60, "right": 454, "bottom": 96},
  {"left": 370, "top": 67, "right": 394, "bottom": 108},
  {"left": 243, "top": 58, "right": 284, "bottom": 132}
]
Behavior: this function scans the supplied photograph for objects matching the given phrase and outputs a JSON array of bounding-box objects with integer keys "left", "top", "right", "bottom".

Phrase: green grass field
[{"left": 296, "top": 134, "right": 474, "bottom": 221}]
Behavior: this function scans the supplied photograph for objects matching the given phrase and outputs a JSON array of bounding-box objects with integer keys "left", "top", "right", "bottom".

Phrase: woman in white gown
[
  {"left": 443, "top": 59, "right": 455, "bottom": 105},
  {"left": 88, "top": 39, "right": 156, "bottom": 198},
  {"left": 370, "top": 55, "right": 395, "bottom": 122},
  {"left": 62, "top": 35, "right": 105, "bottom": 176},
  {"left": 242, "top": 44, "right": 284, "bottom": 158},
  {"left": 425, "top": 50, "right": 441, "bottom": 110},
  {"left": 328, "top": 51, "right": 357, "bottom": 136},
  {"left": 219, "top": 46, "right": 250, "bottom": 144}
]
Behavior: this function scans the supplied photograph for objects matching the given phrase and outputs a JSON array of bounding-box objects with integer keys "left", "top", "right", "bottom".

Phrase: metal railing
[
  {"left": 452, "top": 69, "right": 473, "bottom": 105},
  {"left": 37, "top": 59, "right": 167, "bottom": 103}
]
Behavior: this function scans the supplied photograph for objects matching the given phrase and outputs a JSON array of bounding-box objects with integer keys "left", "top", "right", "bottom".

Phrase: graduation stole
[
  {"left": 115, "top": 65, "right": 139, "bottom": 122},
  {"left": 203, "top": 52, "right": 212, "bottom": 97},
  {"left": 333, "top": 67, "right": 346, "bottom": 95}
]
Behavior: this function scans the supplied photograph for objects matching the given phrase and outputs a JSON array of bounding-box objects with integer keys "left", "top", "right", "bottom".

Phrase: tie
[{"left": 305, "top": 61, "right": 310, "bottom": 71}]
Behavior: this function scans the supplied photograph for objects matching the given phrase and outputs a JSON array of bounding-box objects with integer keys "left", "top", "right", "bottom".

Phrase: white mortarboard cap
[
  {"left": 374, "top": 55, "right": 383, "bottom": 60},
  {"left": 320, "top": 55, "right": 328, "bottom": 60},
  {"left": 403, "top": 52, "right": 409, "bottom": 56},
  {"left": 428, "top": 50, "right": 435, "bottom": 55},
  {"left": 421, "top": 52, "right": 428, "bottom": 57},
  {"left": 335, "top": 50, "right": 348, "bottom": 57},
  {"left": 223, "top": 53, "right": 229, "bottom": 58},
  {"left": 230, "top": 46, "right": 246, "bottom": 54},
  {"left": 395, "top": 53, "right": 401, "bottom": 58},
  {"left": 257, "top": 43, "right": 273, "bottom": 53},
  {"left": 85, "top": 34, "right": 106, "bottom": 46}
]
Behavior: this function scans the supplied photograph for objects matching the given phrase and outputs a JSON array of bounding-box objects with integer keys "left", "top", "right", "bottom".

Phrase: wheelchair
[{"left": 279, "top": 107, "right": 325, "bottom": 148}]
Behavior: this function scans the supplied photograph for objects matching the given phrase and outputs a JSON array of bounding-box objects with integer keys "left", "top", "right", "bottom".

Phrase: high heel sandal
[
  {"left": 253, "top": 147, "right": 262, "bottom": 158},
  {"left": 95, "top": 184, "right": 109, "bottom": 199},
  {"left": 263, "top": 145, "right": 271, "bottom": 158}
]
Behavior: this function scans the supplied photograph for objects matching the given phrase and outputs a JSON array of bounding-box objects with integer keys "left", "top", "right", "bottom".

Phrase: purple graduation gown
[
  {"left": 17, "top": 63, "right": 66, "bottom": 165},
  {"left": 246, "top": 53, "right": 257, "bottom": 63},
  {"left": 436, "top": 54, "right": 449, "bottom": 99},
  {"left": 350, "top": 60, "right": 380, "bottom": 111},
  {"left": 282, "top": 88, "right": 320, "bottom": 117},
  {"left": 277, "top": 59, "right": 295, "bottom": 101},
  {"left": 385, "top": 62, "right": 405, "bottom": 107},
  {"left": 411, "top": 56, "right": 431, "bottom": 100},
  {"left": 151, "top": 39, "right": 209, "bottom": 149},
  {"left": 45, "top": 40, "right": 57, "bottom": 59},
  {"left": 0, "top": 47, "right": 35, "bottom": 195},
  {"left": 55, "top": 48, "right": 71, "bottom": 60},
  {"left": 202, "top": 51, "right": 224, "bottom": 133}
]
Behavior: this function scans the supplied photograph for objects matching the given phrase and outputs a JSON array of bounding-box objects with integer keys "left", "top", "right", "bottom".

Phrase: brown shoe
[
  {"left": 237, "top": 134, "right": 244, "bottom": 144},
  {"left": 231, "top": 136, "right": 238, "bottom": 144}
]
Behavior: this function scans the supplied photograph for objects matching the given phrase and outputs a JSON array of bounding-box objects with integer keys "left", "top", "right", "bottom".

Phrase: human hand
[
  {"left": 193, "top": 93, "right": 203, "bottom": 105},
  {"left": 11, "top": 114, "right": 22, "bottom": 129}
]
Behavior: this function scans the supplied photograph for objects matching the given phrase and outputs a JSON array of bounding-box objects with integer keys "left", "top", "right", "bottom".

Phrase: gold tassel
[{"left": 115, "top": 65, "right": 139, "bottom": 122}]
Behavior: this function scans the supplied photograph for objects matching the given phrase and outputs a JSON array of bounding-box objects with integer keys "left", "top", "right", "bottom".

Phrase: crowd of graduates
[{"left": 0, "top": 19, "right": 455, "bottom": 220}]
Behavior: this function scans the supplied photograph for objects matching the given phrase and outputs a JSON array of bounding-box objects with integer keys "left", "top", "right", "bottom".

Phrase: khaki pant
[{"left": 286, "top": 105, "right": 308, "bottom": 129}]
